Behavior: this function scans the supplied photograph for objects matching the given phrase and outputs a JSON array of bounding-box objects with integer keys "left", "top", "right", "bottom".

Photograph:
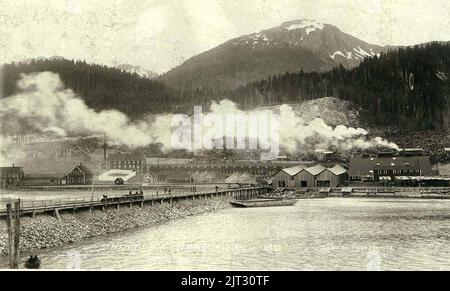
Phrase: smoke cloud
[
  {"left": 0, "top": 72, "right": 398, "bottom": 165},
  {"left": 0, "top": 72, "right": 174, "bottom": 148},
  {"left": 278, "top": 104, "right": 399, "bottom": 153}
]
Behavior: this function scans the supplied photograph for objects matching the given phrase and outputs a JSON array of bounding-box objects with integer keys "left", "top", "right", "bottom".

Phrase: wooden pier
[
  {"left": 315, "top": 187, "right": 450, "bottom": 199},
  {"left": 0, "top": 187, "right": 270, "bottom": 218}
]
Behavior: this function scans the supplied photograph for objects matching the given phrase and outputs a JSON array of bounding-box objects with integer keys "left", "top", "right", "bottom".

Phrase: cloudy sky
[{"left": 0, "top": 0, "right": 449, "bottom": 73}]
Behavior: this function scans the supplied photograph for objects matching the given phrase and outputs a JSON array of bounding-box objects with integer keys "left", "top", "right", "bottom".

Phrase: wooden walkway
[
  {"left": 0, "top": 187, "right": 270, "bottom": 218},
  {"left": 316, "top": 187, "right": 450, "bottom": 199}
]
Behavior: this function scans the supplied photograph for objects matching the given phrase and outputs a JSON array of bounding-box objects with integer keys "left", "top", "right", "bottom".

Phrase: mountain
[
  {"left": 116, "top": 64, "right": 159, "bottom": 79},
  {"left": 160, "top": 19, "right": 387, "bottom": 90}
]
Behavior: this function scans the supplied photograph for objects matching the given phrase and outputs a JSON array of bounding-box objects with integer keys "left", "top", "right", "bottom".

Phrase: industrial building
[
  {"left": 272, "top": 164, "right": 347, "bottom": 188},
  {"left": 60, "top": 163, "right": 94, "bottom": 185},
  {"left": 107, "top": 152, "right": 146, "bottom": 174},
  {"left": 272, "top": 165, "right": 306, "bottom": 188},
  {"left": 348, "top": 155, "right": 433, "bottom": 183},
  {"left": 315, "top": 165, "right": 348, "bottom": 187},
  {"left": 295, "top": 165, "right": 325, "bottom": 188},
  {"left": 0, "top": 165, "right": 24, "bottom": 189}
]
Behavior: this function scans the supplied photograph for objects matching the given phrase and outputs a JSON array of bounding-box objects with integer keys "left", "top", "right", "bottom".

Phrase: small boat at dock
[{"left": 230, "top": 198, "right": 298, "bottom": 208}]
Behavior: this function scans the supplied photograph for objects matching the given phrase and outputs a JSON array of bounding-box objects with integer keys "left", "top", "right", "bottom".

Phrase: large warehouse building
[{"left": 348, "top": 155, "right": 433, "bottom": 183}]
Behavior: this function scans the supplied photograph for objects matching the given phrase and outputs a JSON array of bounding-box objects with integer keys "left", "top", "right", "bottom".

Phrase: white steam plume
[
  {"left": 0, "top": 72, "right": 398, "bottom": 163},
  {"left": 278, "top": 104, "right": 399, "bottom": 153}
]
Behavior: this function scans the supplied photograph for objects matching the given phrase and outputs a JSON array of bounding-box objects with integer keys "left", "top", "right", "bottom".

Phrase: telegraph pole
[
  {"left": 13, "top": 200, "right": 20, "bottom": 269},
  {"left": 6, "top": 199, "right": 20, "bottom": 269},
  {"left": 6, "top": 203, "right": 13, "bottom": 268},
  {"left": 90, "top": 179, "right": 95, "bottom": 213}
]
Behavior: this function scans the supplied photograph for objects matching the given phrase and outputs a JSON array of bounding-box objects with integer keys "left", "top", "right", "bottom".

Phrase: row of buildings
[
  {"left": 0, "top": 163, "right": 143, "bottom": 188},
  {"left": 0, "top": 151, "right": 442, "bottom": 189},
  {"left": 271, "top": 153, "right": 439, "bottom": 188},
  {"left": 272, "top": 164, "right": 347, "bottom": 188}
]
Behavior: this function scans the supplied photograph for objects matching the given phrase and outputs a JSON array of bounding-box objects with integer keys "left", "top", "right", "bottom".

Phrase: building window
[{"left": 317, "top": 181, "right": 330, "bottom": 187}]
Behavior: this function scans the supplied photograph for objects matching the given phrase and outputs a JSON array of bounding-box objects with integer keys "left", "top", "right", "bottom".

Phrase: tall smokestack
[{"left": 103, "top": 134, "right": 107, "bottom": 170}]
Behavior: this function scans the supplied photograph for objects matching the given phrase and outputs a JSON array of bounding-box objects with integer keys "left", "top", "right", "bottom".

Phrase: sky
[{"left": 0, "top": 0, "right": 449, "bottom": 73}]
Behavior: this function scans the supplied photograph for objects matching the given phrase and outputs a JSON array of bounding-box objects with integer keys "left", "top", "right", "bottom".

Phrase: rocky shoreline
[{"left": 0, "top": 197, "right": 230, "bottom": 256}]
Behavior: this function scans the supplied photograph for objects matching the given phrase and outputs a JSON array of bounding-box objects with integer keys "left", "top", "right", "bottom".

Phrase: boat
[
  {"left": 229, "top": 198, "right": 298, "bottom": 208},
  {"left": 24, "top": 255, "right": 41, "bottom": 269}
]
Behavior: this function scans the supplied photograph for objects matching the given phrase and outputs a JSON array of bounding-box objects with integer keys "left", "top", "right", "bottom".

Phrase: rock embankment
[{"left": 0, "top": 197, "right": 230, "bottom": 255}]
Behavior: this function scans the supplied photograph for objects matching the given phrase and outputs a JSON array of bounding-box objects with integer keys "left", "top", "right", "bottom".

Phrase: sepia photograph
[{"left": 0, "top": 0, "right": 449, "bottom": 275}]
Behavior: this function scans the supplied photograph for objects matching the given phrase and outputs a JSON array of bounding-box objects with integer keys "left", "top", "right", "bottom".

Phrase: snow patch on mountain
[
  {"left": 117, "top": 64, "right": 158, "bottom": 79},
  {"left": 353, "top": 46, "right": 373, "bottom": 57},
  {"left": 285, "top": 19, "right": 325, "bottom": 35},
  {"left": 330, "top": 47, "right": 380, "bottom": 61},
  {"left": 330, "top": 51, "right": 346, "bottom": 60}
]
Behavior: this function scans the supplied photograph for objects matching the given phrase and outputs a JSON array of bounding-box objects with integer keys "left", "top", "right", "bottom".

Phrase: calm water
[{"left": 4, "top": 198, "right": 450, "bottom": 270}]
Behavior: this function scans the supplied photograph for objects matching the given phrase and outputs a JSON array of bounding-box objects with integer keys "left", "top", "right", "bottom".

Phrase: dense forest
[
  {"left": 0, "top": 59, "right": 180, "bottom": 119},
  {"left": 1, "top": 43, "right": 449, "bottom": 132},
  {"left": 226, "top": 42, "right": 450, "bottom": 131}
]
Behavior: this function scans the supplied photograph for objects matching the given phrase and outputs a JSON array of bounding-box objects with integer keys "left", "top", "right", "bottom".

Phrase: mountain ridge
[{"left": 159, "top": 19, "right": 389, "bottom": 90}]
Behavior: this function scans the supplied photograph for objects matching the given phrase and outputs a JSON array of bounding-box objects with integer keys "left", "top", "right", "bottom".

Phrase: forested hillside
[
  {"left": 0, "top": 59, "right": 179, "bottom": 119},
  {"left": 1, "top": 43, "right": 449, "bottom": 133},
  {"left": 227, "top": 42, "right": 450, "bottom": 131}
]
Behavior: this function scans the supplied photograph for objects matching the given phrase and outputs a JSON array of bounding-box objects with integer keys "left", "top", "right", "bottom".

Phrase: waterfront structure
[
  {"left": 348, "top": 155, "right": 432, "bottom": 182},
  {"left": 107, "top": 152, "right": 145, "bottom": 174},
  {"left": 315, "top": 165, "right": 347, "bottom": 187},
  {"left": 0, "top": 165, "right": 25, "bottom": 189},
  {"left": 299, "top": 165, "right": 327, "bottom": 187},
  {"left": 272, "top": 164, "right": 347, "bottom": 188},
  {"left": 272, "top": 165, "right": 306, "bottom": 188},
  {"left": 60, "top": 163, "right": 94, "bottom": 185}
]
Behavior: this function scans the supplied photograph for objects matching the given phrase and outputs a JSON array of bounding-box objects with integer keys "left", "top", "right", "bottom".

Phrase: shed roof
[
  {"left": 304, "top": 165, "right": 327, "bottom": 176},
  {"left": 282, "top": 165, "right": 307, "bottom": 176},
  {"left": 327, "top": 165, "right": 347, "bottom": 176}
]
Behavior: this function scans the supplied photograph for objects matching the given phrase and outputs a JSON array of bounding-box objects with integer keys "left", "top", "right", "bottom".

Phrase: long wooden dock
[
  {"left": 0, "top": 187, "right": 270, "bottom": 218},
  {"left": 317, "top": 187, "right": 450, "bottom": 199}
]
